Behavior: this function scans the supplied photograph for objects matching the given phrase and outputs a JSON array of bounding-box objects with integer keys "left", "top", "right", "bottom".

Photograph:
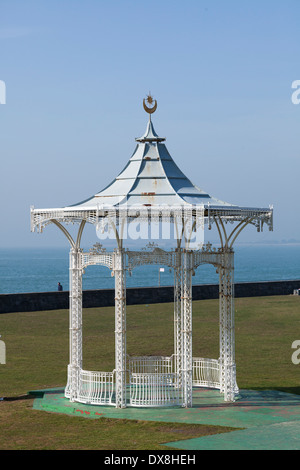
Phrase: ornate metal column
[
  {"left": 181, "top": 249, "right": 193, "bottom": 407},
  {"left": 114, "top": 249, "right": 127, "bottom": 408},
  {"left": 68, "top": 247, "right": 83, "bottom": 402},
  {"left": 219, "top": 249, "right": 236, "bottom": 402},
  {"left": 174, "top": 249, "right": 182, "bottom": 388}
]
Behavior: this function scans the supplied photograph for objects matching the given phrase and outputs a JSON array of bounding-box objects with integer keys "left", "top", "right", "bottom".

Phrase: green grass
[
  {"left": 0, "top": 295, "right": 300, "bottom": 449},
  {"left": 0, "top": 399, "right": 236, "bottom": 450}
]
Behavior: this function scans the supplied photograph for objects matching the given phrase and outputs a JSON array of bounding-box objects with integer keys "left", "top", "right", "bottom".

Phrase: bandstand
[{"left": 30, "top": 96, "right": 273, "bottom": 408}]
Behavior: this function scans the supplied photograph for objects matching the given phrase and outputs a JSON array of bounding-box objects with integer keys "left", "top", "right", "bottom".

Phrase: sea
[{"left": 1, "top": 244, "right": 300, "bottom": 295}]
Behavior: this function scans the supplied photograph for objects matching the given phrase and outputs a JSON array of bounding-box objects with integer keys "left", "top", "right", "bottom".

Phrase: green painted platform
[
  {"left": 165, "top": 421, "right": 300, "bottom": 450},
  {"left": 31, "top": 387, "right": 300, "bottom": 450}
]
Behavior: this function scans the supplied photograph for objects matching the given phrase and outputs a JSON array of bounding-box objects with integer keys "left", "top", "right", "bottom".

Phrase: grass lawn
[{"left": 0, "top": 295, "right": 300, "bottom": 449}]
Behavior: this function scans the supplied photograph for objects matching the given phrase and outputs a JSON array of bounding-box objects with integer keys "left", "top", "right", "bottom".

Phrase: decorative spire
[
  {"left": 136, "top": 94, "right": 165, "bottom": 142},
  {"left": 143, "top": 93, "right": 157, "bottom": 116}
]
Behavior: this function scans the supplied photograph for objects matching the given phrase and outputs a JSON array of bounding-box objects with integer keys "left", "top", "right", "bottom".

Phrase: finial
[{"left": 143, "top": 93, "right": 157, "bottom": 116}]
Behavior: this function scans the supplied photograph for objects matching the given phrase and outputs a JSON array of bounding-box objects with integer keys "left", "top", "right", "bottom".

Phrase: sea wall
[{"left": 1, "top": 279, "right": 300, "bottom": 314}]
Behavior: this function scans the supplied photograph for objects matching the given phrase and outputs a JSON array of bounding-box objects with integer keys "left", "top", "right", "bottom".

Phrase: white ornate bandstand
[{"left": 31, "top": 96, "right": 273, "bottom": 408}]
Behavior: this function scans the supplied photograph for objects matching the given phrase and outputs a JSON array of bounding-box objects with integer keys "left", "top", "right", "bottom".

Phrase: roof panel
[
  {"left": 116, "top": 160, "right": 142, "bottom": 179},
  {"left": 129, "top": 177, "right": 175, "bottom": 195},
  {"left": 138, "top": 160, "right": 166, "bottom": 178}
]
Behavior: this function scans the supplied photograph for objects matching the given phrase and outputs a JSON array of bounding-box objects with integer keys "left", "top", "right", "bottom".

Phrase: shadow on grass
[
  {"left": 250, "top": 386, "right": 300, "bottom": 397},
  {"left": 2, "top": 388, "right": 65, "bottom": 401},
  {"left": 2, "top": 395, "right": 34, "bottom": 402},
  {"left": 191, "top": 387, "right": 300, "bottom": 409}
]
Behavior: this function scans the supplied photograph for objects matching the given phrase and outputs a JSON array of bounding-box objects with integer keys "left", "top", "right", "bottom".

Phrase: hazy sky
[{"left": 1, "top": 0, "right": 300, "bottom": 248}]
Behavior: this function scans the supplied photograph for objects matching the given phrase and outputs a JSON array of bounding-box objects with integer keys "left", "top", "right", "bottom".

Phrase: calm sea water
[{"left": 0, "top": 245, "right": 300, "bottom": 294}]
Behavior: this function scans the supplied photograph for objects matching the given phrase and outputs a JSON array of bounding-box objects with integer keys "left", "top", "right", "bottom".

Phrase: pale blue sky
[{"left": 1, "top": 0, "right": 300, "bottom": 248}]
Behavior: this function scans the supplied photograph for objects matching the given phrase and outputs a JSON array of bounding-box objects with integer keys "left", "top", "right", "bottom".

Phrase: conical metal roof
[{"left": 68, "top": 117, "right": 234, "bottom": 210}]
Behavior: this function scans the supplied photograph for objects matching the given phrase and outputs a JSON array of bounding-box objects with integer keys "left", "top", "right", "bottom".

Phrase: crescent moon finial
[{"left": 143, "top": 93, "right": 157, "bottom": 115}]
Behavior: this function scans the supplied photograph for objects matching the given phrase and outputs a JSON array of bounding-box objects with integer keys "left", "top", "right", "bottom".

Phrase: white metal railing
[
  {"left": 128, "top": 355, "right": 174, "bottom": 374},
  {"left": 130, "top": 372, "right": 179, "bottom": 407},
  {"left": 76, "top": 369, "right": 115, "bottom": 405},
  {"left": 128, "top": 356, "right": 179, "bottom": 407},
  {"left": 192, "top": 357, "right": 220, "bottom": 389},
  {"left": 64, "top": 356, "right": 221, "bottom": 408}
]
